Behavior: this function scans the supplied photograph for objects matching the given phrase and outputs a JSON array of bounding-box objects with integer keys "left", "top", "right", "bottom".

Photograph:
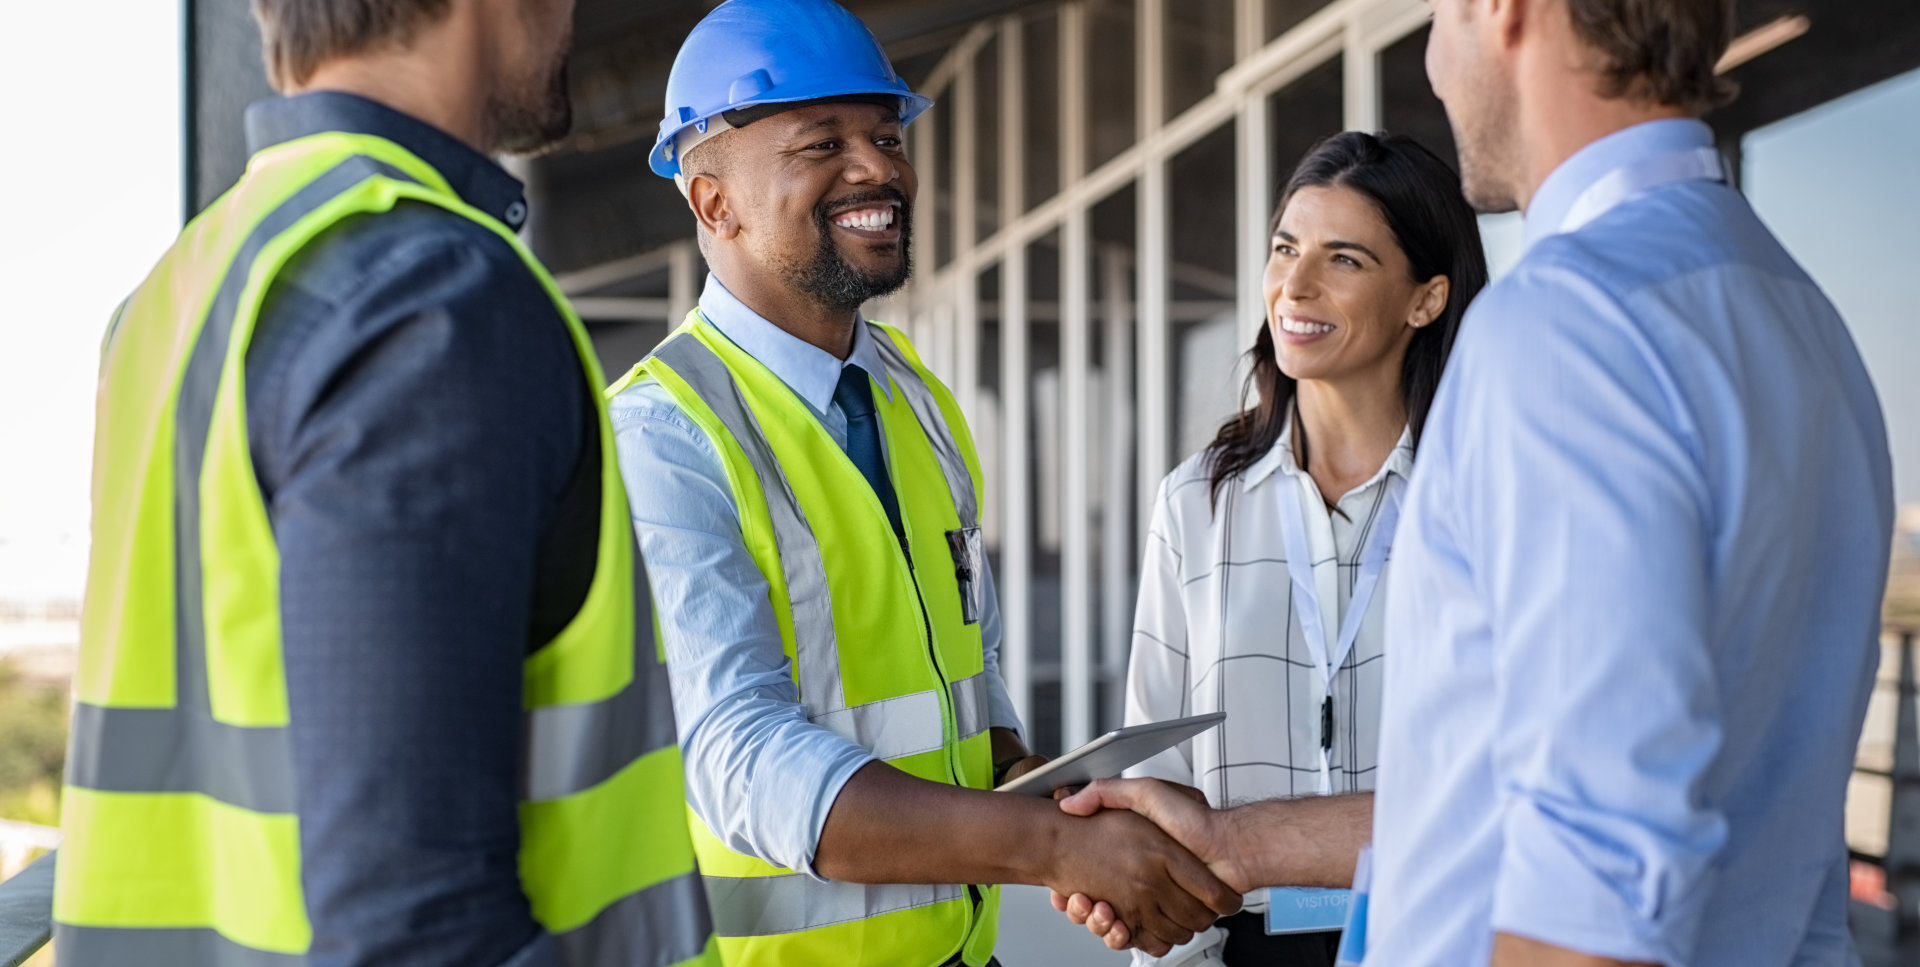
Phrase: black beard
[{"left": 793, "top": 187, "right": 914, "bottom": 314}]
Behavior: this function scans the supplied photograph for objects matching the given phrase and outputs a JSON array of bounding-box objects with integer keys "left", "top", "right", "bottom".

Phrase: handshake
[{"left": 1035, "top": 777, "right": 1258, "bottom": 956}]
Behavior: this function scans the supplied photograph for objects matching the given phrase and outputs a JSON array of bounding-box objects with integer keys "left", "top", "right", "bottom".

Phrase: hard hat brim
[{"left": 650, "top": 86, "right": 934, "bottom": 178}]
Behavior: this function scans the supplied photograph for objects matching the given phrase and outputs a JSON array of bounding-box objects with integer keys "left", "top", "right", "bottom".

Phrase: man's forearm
[
  {"left": 814, "top": 760, "right": 1244, "bottom": 956},
  {"left": 1218, "top": 792, "right": 1373, "bottom": 890},
  {"left": 813, "top": 728, "right": 1044, "bottom": 885},
  {"left": 814, "top": 760, "right": 1064, "bottom": 885}
]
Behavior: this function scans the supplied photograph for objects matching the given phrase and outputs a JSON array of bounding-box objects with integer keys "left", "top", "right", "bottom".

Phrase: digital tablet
[{"left": 994, "top": 712, "right": 1226, "bottom": 796}]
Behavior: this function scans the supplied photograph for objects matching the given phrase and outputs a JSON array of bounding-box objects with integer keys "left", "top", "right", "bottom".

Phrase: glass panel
[
  {"left": 1024, "top": 10, "right": 1062, "bottom": 207},
  {"left": 973, "top": 34, "right": 1002, "bottom": 241},
  {"left": 1164, "top": 0, "right": 1236, "bottom": 121},
  {"left": 1379, "top": 27, "right": 1456, "bottom": 169},
  {"left": 1267, "top": 54, "right": 1344, "bottom": 194},
  {"left": 928, "top": 83, "right": 956, "bottom": 270},
  {"left": 1379, "top": 26, "right": 1525, "bottom": 277},
  {"left": 1849, "top": 635, "right": 1905, "bottom": 861},
  {"left": 1743, "top": 66, "right": 1920, "bottom": 629},
  {"left": 1168, "top": 124, "right": 1241, "bottom": 466},
  {"left": 1086, "top": 0, "right": 1137, "bottom": 169},
  {"left": 590, "top": 320, "right": 673, "bottom": 379},
  {"left": 1090, "top": 184, "right": 1139, "bottom": 732},
  {"left": 1027, "top": 232, "right": 1065, "bottom": 756},
  {"left": 1265, "top": 0, "right": 1334, "bottom": 43},
  {"left": 975, "top": 264, "right": 1003, "bottom": 563}
]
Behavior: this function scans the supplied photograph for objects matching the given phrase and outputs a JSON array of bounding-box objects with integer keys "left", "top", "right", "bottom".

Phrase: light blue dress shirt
[
  {"left": 1371, "top": 120, "right": 1894, "bottom": 966},
  {"left": 610, "top": 274, "right": 1021, "bottom": 879}
]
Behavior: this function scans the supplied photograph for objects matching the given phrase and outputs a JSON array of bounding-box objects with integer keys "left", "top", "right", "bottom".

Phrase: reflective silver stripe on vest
[
  {"left": 651, "top": 334, "right": 847, "bottom": 714},
  {"left": 702, "top": 874, "right": 965, "bottom": 937},
  {"left": 67, "top": 155, "right": 415, "bottom": 815},
  {"left": 53, "top": 923, "right": 305, "bottom": 966},
  {"left": 809, "top": 689, "right": 945, "bottom": 761},
  {"left": 949, "top": 672, "right": 992, "bottom": 742},
  {"left": 555, "top": 868, "right": 714, "bottom": 967},
  {"left": 522, "top": 534, "right": 681, "bottom": 802},
  {"left": 65, "top": 703, "right": 293, "bottom": 813},
  {"left": 868, "top": 326, "right": 978, "bottom": 529}
]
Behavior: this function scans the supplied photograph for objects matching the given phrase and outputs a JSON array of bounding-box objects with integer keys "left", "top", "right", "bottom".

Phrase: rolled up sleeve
[
  {"left": 975, "top": 560, "right": 1026, "bottom": 736},
  {"left": 1463, "top": 267, "right": 1728, "bottom": 963},
  {"left": 610, "top": 384, "right": 875, "bottom": 879}
]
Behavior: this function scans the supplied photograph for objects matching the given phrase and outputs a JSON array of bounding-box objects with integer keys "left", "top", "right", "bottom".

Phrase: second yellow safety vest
[
  {"left": 613, "top": 313, "right": 1001, "bottom": 967},
  {"left": 55, "top": 129, "right": 719, "bottom": 967}
]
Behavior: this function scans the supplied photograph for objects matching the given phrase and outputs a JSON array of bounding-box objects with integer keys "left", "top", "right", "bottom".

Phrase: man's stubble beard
[
  {"left": 784, "top": 190, "right": 915, "bottom": 315},
  {"left": 489, "top": 22, "right": 574, "bottom": 156},
  {"left": 1448, "top": 68, "right": 1523, "bottom": 215}
]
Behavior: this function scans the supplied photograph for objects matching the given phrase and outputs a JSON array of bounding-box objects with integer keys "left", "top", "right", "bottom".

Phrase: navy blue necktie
[{"left": 833, "top": 364, "right": 905, "bottom": 541}]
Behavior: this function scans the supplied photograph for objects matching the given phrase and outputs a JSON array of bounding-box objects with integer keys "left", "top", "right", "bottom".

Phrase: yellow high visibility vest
[
  {"left": 54, "top": 129, "right": 720, "bottom": 967},
  {"left": 611, "top": 314, "right": 1001, "bottom": 966}
]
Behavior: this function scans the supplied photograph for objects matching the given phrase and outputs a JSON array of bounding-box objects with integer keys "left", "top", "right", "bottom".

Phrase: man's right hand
[
  {"left": 1061, "top": 778, "right": 1248, "bottom": 889},
  {"left": 1045, "top": 804, "right": 1242, "bottom": 957},
  {"left": 1049, "top": 778, "right": 1250, "bottom": 951},
  {"left": 1051, "top": 780, "right": 1373, "bottom": 949}
]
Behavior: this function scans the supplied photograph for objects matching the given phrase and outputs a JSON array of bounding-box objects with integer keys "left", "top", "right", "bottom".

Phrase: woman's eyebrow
[
  {"left": 1273, "top": 230, "right": 1382, "bottom": 264},
  {"left": 1325, "top": 240, "right": 1382, "bottom": 264}
]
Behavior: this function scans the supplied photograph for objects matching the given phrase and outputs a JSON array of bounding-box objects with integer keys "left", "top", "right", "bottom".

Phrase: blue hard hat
[{"left": 650, "top": 0, "right": 934, "bottom": 178}]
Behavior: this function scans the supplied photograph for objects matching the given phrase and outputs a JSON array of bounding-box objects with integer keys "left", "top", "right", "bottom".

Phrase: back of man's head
[
  {"left": 1563, "top": 0, "right": 1735, "bottom": 113},
  {"left": 252, "top": 0, "right": 452, "bottom": 92}
]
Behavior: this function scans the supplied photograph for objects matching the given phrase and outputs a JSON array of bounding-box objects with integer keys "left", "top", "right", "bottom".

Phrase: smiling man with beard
[
  {"left": 605, "top": 2, "right": 1242, "bottom": 965},
  {"left": 53, "top": 1, "right": 719, "bottom": 965}
]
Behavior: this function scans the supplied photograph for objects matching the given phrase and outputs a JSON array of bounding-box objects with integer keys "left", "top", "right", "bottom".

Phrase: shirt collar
[
  {"left": 1243, "top": 415, "right": 1414, "bottom": 492},
  {"left": 244, "top": 91, "right": 530, "bottom": 232},
  {"left": 697, "top": 273, "right": 895, "bottom": 415},
  {"left": 1522, "top": 118, "right": 1714, "bottom": 252}
]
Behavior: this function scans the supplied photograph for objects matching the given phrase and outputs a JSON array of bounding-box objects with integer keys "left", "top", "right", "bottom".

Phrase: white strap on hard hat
[{"left": 671, "top": 113, "right": 739, "bottom": 199}]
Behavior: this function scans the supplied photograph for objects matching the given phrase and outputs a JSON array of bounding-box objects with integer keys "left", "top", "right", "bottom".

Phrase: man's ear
[
  {"left": 687, "top": 174, "right": 739, "bottom": 241},
  {"left": 1484, "top": 0, "right": 1529, "bottom": 52}
]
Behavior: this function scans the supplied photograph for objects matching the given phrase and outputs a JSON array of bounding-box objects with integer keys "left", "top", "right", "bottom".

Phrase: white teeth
[
  {"left": 834, "top": 208, "right": 895, "bottom": 230},
  {"left": 1281, "top": 317, "right": 1335, "bottom": 335}
]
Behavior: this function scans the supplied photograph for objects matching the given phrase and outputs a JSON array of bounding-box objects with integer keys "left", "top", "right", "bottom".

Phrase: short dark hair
[
  {"left": 251, "top": 0, "right": 452, "bottom": 91},
  {"left": 1564, "top": 0, "right": 1736, "bottom": 113},
  {"left": 1205, "top": 132, "right": 1488, "bottom": 509}
]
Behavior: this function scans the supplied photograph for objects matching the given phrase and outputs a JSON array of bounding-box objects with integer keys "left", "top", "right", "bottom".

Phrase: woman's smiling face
[{"left": 1264, "top": 184, "right": 1446, "bottom": 386}]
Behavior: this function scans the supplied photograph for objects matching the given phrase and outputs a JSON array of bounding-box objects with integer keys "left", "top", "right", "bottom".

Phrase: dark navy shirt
[{"left": 243, "top": 92, "right": 591, "bottom": 967}]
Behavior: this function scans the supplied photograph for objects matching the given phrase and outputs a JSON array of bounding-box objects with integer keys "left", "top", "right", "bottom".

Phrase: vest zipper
[{"left": 894, "top": 530, "right": 961, "bottom": 785}]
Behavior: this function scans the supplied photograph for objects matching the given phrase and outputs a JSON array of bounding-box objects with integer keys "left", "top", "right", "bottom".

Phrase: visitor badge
[{"left": 1265, "top": 887, "right": 1351, "bottom": 935}]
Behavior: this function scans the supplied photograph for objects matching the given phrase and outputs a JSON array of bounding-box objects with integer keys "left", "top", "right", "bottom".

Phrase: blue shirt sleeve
[
  {"left": 610, "top": 382, "right": 877, "bottom": 879},
  {"left": 248, "top": 207, "right": 578, "bottom": 967},
  {"left": 975, "top": 550, "right": 1023, "bottom": 736},
  {"left": 1452, "top": 263, "right": 1729, "bottom": 963}
]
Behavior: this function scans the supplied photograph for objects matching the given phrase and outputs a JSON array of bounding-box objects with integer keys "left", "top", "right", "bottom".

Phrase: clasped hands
[{"left": 1044, "top": 778, "right": 1251, "bottom": 955}]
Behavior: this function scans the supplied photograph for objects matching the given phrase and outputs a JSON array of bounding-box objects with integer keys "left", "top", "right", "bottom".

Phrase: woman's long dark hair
[{"left": 1205, "top": 131, "right": 1488, "bottom": 509}]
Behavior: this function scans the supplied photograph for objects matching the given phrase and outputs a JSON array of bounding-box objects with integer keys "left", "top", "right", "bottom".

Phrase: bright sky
[
  {"left": 0, "top": 3, "right": 180, "bottom": 603},
  {"left": 1745, "top": 67, "right": 1920, "bottom": 508},
  {"left": 0, "top": 8, "right": 1912, "bottom": 606}
]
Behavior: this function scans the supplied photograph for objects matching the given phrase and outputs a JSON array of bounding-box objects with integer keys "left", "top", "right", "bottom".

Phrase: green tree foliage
[{"left": 0, "top": 661, "right": 67, "bottom": 825}]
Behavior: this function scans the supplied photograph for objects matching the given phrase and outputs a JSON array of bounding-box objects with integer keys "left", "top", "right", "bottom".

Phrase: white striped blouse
[{"left": 1123, "top": 419, "right": 1411, "bottom": 955}]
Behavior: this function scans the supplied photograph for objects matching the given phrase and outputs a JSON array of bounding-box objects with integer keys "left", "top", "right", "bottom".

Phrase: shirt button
[{"left": 505, "top": 200, "right": 528, "bottom": 226}]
